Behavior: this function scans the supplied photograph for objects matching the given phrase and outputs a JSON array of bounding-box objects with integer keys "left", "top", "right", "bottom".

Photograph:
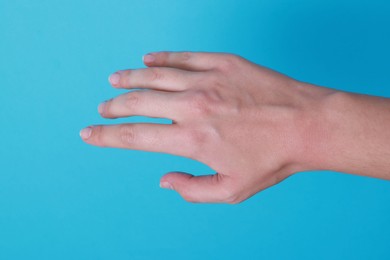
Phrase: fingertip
[
  {"left": 161, "top": 172, "right": 193, "bottom": 182},
  {"left": 80, "top": 126, "right": 93, "bottom": 140},
  {"left": 98, "top": 102, "right": 106, "bottom": 115},
  {"left": 159, "top": 181, "right": 174, "bottom": 190},
  {"left": 143, "top": 53, "right": 156, "bottom": 65},
  {"left": 108, "top": 72, "right": 121, "bottom": 87},
  {"left": 160, "top": 172, "right": 192, "bottom": 190}
]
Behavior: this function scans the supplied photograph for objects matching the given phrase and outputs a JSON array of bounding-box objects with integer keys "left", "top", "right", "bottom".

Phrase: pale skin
[{"left": 80, "top": 51, "right": 390, "bottom": 204}]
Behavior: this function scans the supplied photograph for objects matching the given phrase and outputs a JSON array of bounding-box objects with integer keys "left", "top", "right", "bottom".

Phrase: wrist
[
  {"left": 294, "top": 86, "right": 390, "bottom": 178},
  {"left": 306, "top": 90, "right": 390, "bottom": 178},
  {"left": 290, "top": 82, "right": 344, "bottom": 173}
]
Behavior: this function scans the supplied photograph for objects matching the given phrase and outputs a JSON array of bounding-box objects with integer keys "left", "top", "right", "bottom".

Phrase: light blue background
[{"left": 1, "top": 0, "right": 390, "bottom": 259}]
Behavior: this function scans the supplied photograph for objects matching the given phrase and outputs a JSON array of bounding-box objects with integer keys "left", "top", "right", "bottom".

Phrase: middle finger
[{"left": 99, "top": 90, "right": 186, "bottom": 121}]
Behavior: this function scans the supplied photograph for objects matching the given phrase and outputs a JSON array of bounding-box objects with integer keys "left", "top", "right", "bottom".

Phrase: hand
[{"left": 80, "top": 51, "right": 337, "bottom": 203}]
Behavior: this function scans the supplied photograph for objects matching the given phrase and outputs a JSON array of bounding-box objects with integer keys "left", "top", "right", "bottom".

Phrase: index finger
[{"left": 143, "top": 51, "right": 226, "bottom": 71}]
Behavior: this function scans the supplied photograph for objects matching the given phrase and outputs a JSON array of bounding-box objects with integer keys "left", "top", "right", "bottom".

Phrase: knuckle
[
  {"left": 226, "top": 195, "right": 243, "bottom": 204},
  {"left": 224, "top": 191, "right": 241, "bottom": 204},
  {"left": 187, "top": 90, "right": 221, "bottom": 116},
  {"left": 218, "top": 186, "right": 242, "bottom": 204},
  {"left": 180, "top": 52, "right": 192, "bottom": 63},
  {"left": 183, "top": 126, "right": 219, "bottom": 160},
  {"left": 123, "top": 92, "right": 141, "bottom": 110},
  {"left": 189, "top": 90, "right": 210, "bottom": 115},
  {"left": 187, "top": 88, "right": 225, "bottom": 116},
  {"left": 218, "top": 54, "right": 242, "bottom": 72},
  {"left": 198, "top": 73, "right": 226, "bottom": 99},
  {"left": 201, "top": 73, "right": 221, "bottom": 88},
  {"left": 119, "top": 125, "right": 136, "bottom": 147},
  {"left": 148, "top": 68, "right": 164, "bottom": 81},
  {"left": 186, "top": 127, "right": 209, "bottom": 147}
]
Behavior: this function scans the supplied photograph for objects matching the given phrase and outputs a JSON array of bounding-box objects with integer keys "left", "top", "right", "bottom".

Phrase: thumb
[{"left": 160, "top": 172, "right": 236, "bottom": 203}]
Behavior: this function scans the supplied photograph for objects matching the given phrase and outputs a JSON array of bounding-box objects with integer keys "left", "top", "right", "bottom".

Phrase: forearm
[{"left": 303, "top": 87, "right": 390, "bottom": 179}]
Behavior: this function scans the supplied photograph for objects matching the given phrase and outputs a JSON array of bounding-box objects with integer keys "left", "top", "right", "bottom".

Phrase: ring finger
[
  {"left": 109, "top": 67, "right": 199, "bottom": 91},
  {"left": 99, "top": 90, "right": 185, "bottom": 121}
]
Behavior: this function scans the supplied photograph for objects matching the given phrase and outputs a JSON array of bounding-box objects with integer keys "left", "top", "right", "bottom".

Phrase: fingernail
[
  {"left": 109, "top": 72, "right": 120, "bottom": 86},
  {"left": 143, "top": 54, "right": 155, "bottom": 63},
  {"left": 80, "top": 127, "right": 92, "bottom": 139},
  {"left": 98, "top": 102, "right": 106, "bottom": 114},
  {"left": 160, "top": 181, "right": 174, "bottom": 190}
]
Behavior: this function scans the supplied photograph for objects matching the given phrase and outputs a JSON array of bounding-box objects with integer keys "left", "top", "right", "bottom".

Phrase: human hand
[{"left": 80, "top": 51, "right": 337, "bottom": 203}]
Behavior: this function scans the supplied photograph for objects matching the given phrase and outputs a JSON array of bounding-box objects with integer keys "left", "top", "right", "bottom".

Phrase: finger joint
[
  {"left": 119, "top": 125, "right": 136, "bottom": 147},
  {"left": 124, "top": 92, "right": 141, "bottom": 111},
  {"left": 149, "top": 68, "right": 165, "bottom": 82}
]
